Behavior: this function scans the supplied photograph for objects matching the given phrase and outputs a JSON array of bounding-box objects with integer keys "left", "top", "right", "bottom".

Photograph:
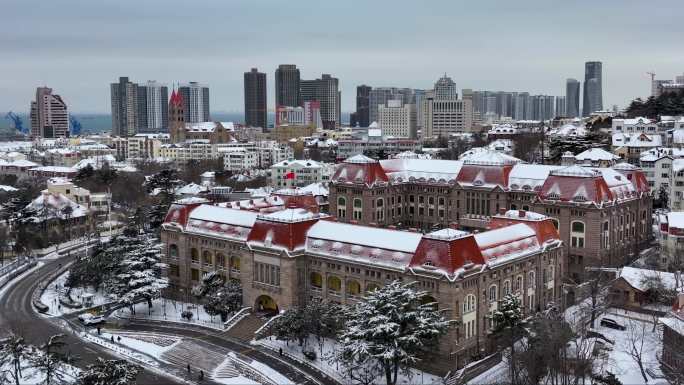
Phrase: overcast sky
[{"left": 2, "top": 0, "right": 683, "bottom": 114}]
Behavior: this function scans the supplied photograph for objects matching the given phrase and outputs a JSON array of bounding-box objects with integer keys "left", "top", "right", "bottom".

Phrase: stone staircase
[
  {"left": 161, "top": 340, "right": 227, "bottom": 374},
  {"left": 213, "top": 358, "right": 241, "bottom": 379},
  {"left": 221, "top": 313, "right": 267, "bottom": 342}
]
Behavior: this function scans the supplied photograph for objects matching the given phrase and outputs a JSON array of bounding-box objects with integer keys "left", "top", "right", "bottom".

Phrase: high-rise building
[
  {"left": 652, "top": 79, "right": 672, "bottom": 98},
  {"left": 178, "top": 82, "right": 210, "bottom": 123},
  {"left": 434, "top": 74, "right": 458, "bottom": 100},
  {"left": 413, "top": 89, "right": 427, "bottom": 131},
  {"left": 355, "top": 85, "right": 371, "bottom": 127},
  {"left": 555, "top": 96, "right": 566, "bottom": 118},
  {"left": 378, "top": 99, "right": 417, "bottom": 139},
  {"left": 111, "top": 76, "right": 138, "bottom": 137},
  {"left": 275, "top": 64, "right": 300, "bottom": 108},
  {"left": 566, "top": 78, "right": 580, "bottom": 118},
  {"left": 301, "top": 74, "right": 340, "bottom": 129},
  {"left": 368, "top": 87, "right": 413, "bottom": 124},
  {"left": 30, "top": 87, "right": 68, "bottom": 138},
  {"left": 136, "top": 81, "right": 169, "bottom": 133},
  {"left": 244, "top": 68, "right": 267, "bottom": 129},
  {"left": 582, "top": 61, "right": 603, "bottom": 116}
]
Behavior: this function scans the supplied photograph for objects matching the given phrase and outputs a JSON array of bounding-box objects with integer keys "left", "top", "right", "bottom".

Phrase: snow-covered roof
[
  {"left": 272, "top": 159, "right": 323, "bottom": 168},
  {"left": 0, "top": 185, "right": 18, "bottom": 192},
  {"left": 612, "top": 133, "right": 662, "bottom": 148},
  {"left": 613, "top": 117, "right": 653, "bottom": 126},
  {"left": 659, "top": 315, "right": 684, "bottom": 336},
  {"left": 26, "top": 192, "right": 88, "bottom": 220},
  {"left": 548, "top": 123, "right": 587, "bottom": 137},
  {"left": 673, "top": 129, "right": 684, "bottom": 145},
  {"left": 0, "top": 159, "right": 39, "bottom": 168},
  {"left": 306, "top": 221, "right": 423, "bottom": 254},
  {"left": 344, "top": 154, "right": 377, "bottom": 164},
  {"left": 508, "top": 165, "right": 563, "bottom": 191},
  {"left": 259, "top": 208, "right": 322, "bottom": 223},
  {"left": 73, "top": 155, "right": 117, "bottom": 170},
  {"left": 29, "top": 166, "right": 77, "bottom": 173},
  {"left": 186, "top": 122, "right": 220, "bottom": 132},
  {"left": 380, "top": 158, "right": 463, "bottom": 183},
  {"left": 619, "top": 266, "right": 678, "bottom": 292},
  {"left": 575, "top": 148, "right": 618, "bottom": 161},
  {"left": 667, "top": 212, "right": 684, "bottom": 230},
  {"left": 461, "top": 150, "right": 520, "bottom": 166},
  {"left": 175, "top": 183, "right": 208, "bottom": 196},
  {"left": 297, "top": 182, "right": 329, "bottom": 197},
  {"left": 189, "top": 205, "right": 258, "bottom": 228}
]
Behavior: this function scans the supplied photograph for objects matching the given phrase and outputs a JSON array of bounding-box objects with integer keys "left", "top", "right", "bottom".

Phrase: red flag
[{"left": 284, "top": 171, "right": 295, "bottom": 180}]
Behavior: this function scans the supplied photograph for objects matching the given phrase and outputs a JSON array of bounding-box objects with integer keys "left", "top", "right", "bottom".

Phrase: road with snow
[{"left": 0, "top": 252, "right": 184, "bottom": 385}]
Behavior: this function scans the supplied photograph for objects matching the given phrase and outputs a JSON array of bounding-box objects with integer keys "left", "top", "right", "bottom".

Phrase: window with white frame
[
  {"left": 571, "top": 221, "right": 585, "bottom": 248},
  {"left": 463, "top": 294, "right": 477, "bottom": 314},
  {"left": 337, "top": 196, "right": 346, "bottom": 218},
  {"left": 353, "top": 198, "right": 363, "bottom": 220},
  {"left": 488, "top": 285, "right": 498, "bottom": 303},
  {"left": 503, "top": 280, "right": 511, "bottom": 296}
]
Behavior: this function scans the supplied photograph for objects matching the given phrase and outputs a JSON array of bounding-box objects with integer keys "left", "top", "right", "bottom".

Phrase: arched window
[
  {"left": 488, "top": 285, "right": 498, "bottom": 303},
  {"left": 202, "top": 250, "right": 212, "bottom": 266},
  {"left": 347, "top": 280, "right": 361, "bottom": 296},
  {"left": 571, "top": 221, "right": 585, "bottom": 248},
  {"left": 376, "top": 198, "right": 384, "bottom": 221},
  {"left": 528, "top": 271, "right": 536, "bottom": 287},
  {"left": 551, "top": 218, "right": 559, "bottom": 230},
  {"left": 328, "top": 276, "right": 341, "bottom": 294},
  {"left": 216, "top": 253, "right": 225, "bottom": 269},
  {"left": 230, "top": 256, "right": 240, "bottom": 272},
  {"left": 191, "top": 248, "right": 199, "bottom": 263},
  {"left": 168, "top": 244, "right": 178, "bottom": 259},
  {"left": 310, "top": 272, "right": 323, "bottom": 289},
  {"left": 337, "top": 196, "right": 347, "bottom": 218},
  {"left": 514, "top": 275, "right": 523, "bottom": 292},
  {"left": 366, "top": 283, "right": 379, "bottom": 293},
  {"left": 463, "top": 294, "right": 476, "bottom": 314},
  {"left": 353, "top": 198, "right": 363, "bottom": 220},
  {"left": 503, "top": 280, "right": 511, "bottom": 296}
]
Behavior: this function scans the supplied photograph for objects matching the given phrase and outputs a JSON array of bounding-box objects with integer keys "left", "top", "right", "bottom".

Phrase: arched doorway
[
  {"left": 421, "top": 295, "right": 438, "bottom": 310},
  {"left": 254, "top": 295, "right": 279, "bottom": 315}
]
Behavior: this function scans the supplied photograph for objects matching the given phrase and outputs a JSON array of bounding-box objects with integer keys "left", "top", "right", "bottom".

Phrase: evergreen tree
[
  {"left": 492, "top": 294, "right": 524, "bottom": 385},
  {"left": 335, "top": 281, "right": 452, "bottom": 385},
  {"left": 77, "top": 358, "right": 140, "bottom": 385},
  {"left": 0, "top": 334, "right": 31, "bottom": 385},
  {"left": 192, "top": 272, "right": 242, "bottom": 322}
]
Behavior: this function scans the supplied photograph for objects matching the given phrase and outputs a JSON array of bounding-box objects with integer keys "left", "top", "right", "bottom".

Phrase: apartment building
[
  {"left": 271, "top": 159, "right": 333, "bottom": 188},
  {"left": 378, "top": 100, "right": 417, "bottom": 138}
]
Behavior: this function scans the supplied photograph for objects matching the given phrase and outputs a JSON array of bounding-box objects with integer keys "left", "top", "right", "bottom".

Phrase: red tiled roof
[{"left": 410, "top": 231, "right": 485, "bottom": 275}]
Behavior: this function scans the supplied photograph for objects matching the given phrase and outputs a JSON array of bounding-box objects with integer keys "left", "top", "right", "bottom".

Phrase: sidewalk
[{"left": 114, "top": 298, "right": 228, "bottom": 330}]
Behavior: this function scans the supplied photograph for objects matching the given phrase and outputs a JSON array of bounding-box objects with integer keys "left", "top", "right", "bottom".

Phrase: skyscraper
[
  {"left": 368, "top": 87, "right": 413, "bottom": 124},
  {"left": 178, "top": 82, "right": 210, "bottom": 123},
  {"left": 111, "top": 77, "right": 139, "bottom": 137},
  {"left": 301, "top": 74, "right": 340, "bottom": 129},
  {"left": 566, "top": 78, "right": 580, "bottom": 118},
  {"left": 434, "top": 74, "right": 458, "bottom": 100},
  {"left": 137, "top": 81, "right": 169, "bottom": 133},
  {"left": 30, "top": 87, "right": 68, "bottom": 138},
  {"left": 355, "top": 85, "right": 371, "bottom": 127},
  {"left": 582, "top": 61, "right": 603, "bottom": 116},
  {"left": 555, "top": 96, "right": 566, "bottom": 118},
  {"left": 275, "top": 64, "right": 300, "bottom": 108},
  {"left": 244, "top": 68, "right": 267, "bottom": 129},
  {"left": 423, "top": 75, "right": 472, "bottom": 137}
]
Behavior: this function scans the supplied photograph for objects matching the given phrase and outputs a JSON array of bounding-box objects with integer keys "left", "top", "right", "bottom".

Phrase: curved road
[{"left": 0, "top": 254, "right": 182, "bottom": 385}]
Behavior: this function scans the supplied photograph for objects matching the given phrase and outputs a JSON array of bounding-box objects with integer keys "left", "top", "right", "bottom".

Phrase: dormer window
[
  {"left": 423, "top": 260, "right": 434, "bottom": 267},
  {"left": 573, "top": 195, "right": 587, "bottom": 202},
  {"left": 547, "top": 192, "right": 560, "bottom": 200}
]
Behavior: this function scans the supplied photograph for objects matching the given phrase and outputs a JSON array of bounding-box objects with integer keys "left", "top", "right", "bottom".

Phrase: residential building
[
  {"left": 583, "top": 61, "right": 603, "bottom": 117},
  {"left": 111, "top": 77, "right": 138, "bottom": 137},
  {"left": 671, "top": 158, "right": 684, "bottom": 210},
  {"left": 555, "top": 96, "right": 566, "bottom": 117},
  {"left": 612, "top": 132, "right": 662, "bottom": 164},
  {"left": 329, "top": 153, "right": 652, "bottom": 284},
  {"left": 355, "top": 85, "right": 371, "bottom": 127},
  {"left": 422, "top": 96, "right": 473, "bottom": 138},
  {"left": 271, "top": 159, "right": 333, "bottom": 188},
  {"left": 223, "top": 148, "right": 258, "bottom": 172},
  {"left": 301, "top": 74, "right": 340, "bottom": 129},
  {"left": 270, "top": 124, "right": 316, "bottom": 144},
  {"left": 126, "top": 133, "right": 167, "bottom": 160},
  {"left": 275, "top": 64, "right": 301, "bottom": 108},
  {"left": 137, "top": 81, "right": 169, "bottom": 133},
  {"left": 612, "top": 117, "right": 659, "bottom": 134},
  {"left": 574, "top": 148, "right": 619, "bottom": 167},
  {"left": 161, "top": 203, "right": 563, "bottom": 371},
  {"left": 178, "top": 82, "right": 210, "bottom": 123},
  {"left": 656, "top": 213, "right": 684, "bottom": 268},
  {"left": 368, "top": 87, "right": 414, "bottom": 124},
  {"left": 378, "top": 100, "right": 417, "bottom": 138},
  {"left": 276, "top": 102, "right": 321, "bottom": 128},
  {"left": 336, "top": 124, "right": 422, "bottom": 159},
  {"left": 660, "top": 292, "right": 684, "bottom": 379},
  {"left": 244, "top": 68, "right": 267, "bottom": 129},
  {"left": 609, "top": 267, "right": 681, "bottom": 309},
  {"left": 30, "top": 87, "right": 69, "bottom": 139},
  {"left": 638, "top": 148, "right": 683, "bottom": 194},
  {"left": 566, "top": 78, "right": 580, "bottom": 118}
]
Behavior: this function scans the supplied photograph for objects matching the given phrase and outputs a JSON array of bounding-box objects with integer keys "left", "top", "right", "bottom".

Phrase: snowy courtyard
[
  {"left": 39, "top": 271, "right": 111, "bottom": 317},
  {"left": 113, "top": 297, "right": 230, "bottom": 330}
]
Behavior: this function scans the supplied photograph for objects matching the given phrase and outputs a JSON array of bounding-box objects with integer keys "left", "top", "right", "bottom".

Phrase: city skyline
[{"left": 2, "top": 0, "right": 684, "bottom": 113}]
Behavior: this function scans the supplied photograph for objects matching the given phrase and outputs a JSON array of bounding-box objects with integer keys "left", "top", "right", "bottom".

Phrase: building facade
[
  {"left": 378, "top": 100, "right": 417, "bottom": 138},
  {"left": 244, "top": 68, "right": 267, "bottom": 129},
  {"left": 566, "top": 78, "right": 580, "bottom": 118},
  {"left": 301, "top": 74, "right": 340, "bottom": 130},
  {"left": 275, "top": 64, "right": 300, "bottom": 108},
  {"left": 31, "top": 87, "right": 69, "bottom": 139},
  {"left": 583, "top": 61, "right": 603, "bottom": 117},
  {"left": 110, "top": 77, "right": 138, "bottom": 137},
  {"left": 178, "top": 82, "right": 210, "bottom": 123},
  {"left": 355, "top": 85, "right": 371, "bottom": 127},
  {"left": 161, "top": 202, "right": 564, "bottom": 371},
  {"left": 328, "top": 153, "right": 652, "bottom": 284},
  {"left": 137, "top": 80, "right": 169, "bottom": 133}
]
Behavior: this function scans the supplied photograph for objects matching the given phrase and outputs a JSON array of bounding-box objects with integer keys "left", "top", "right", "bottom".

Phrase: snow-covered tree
[
  {"left": 110, "top": 236, "right": 168, "bottom": 310},
  {"left": 335, "top": 280, "right": 452, "bottom": 385},
  {"left": 492, "top": 294, "right": 524, "bottom": 385},
  {"left": 30, "top": 334, "right": 72, "bottom": 385},
  {"left": 271, "top": 307, "right": 309, "bottom": 347},
  {"left": 0, "top": 334, "right": 32, "bottom": 385},
  {"left": 76, "top": 358, "right": 139, "bottom": 385},
  {"left": 192, "top": 272, "right": 242, "bottom": 322}
]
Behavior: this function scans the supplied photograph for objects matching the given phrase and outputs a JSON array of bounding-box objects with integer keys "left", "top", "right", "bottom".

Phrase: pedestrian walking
[
  {"left": 187, "top": 364, "right": 191, "bottom": 374},
  {"left": 97, "top": 326, "right": 101, "bottom": 335},
  {"left": 279, "top": 347, "right": 283, "bottom": 356},
  {"left": 199, "top": 370, "right": 204, "bottom": 381}
]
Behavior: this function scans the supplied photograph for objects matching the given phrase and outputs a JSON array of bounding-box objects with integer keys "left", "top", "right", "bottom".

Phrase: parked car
[
  {"left": 78, "top": 313, "right": 105, "bottom": 326},
  {"left": 600, "top": 317, "right": 626, "bottom": 331}
]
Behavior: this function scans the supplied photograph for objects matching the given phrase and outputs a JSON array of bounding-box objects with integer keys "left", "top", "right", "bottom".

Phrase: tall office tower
[
  {"left": 555, "top": 96, "right": 566, "bottom": 117},
  {"left": 423, "top": 75, "right": 472, "bottom": 137},
  {"left": 111, "top": 76, "right": 139, "bottom": 137},
  {"left": 136, "top": 81, "right": 169, "bottom": 133},
  {"left": 275, "top": 64, "right": 300, "bottom": 108},
  {"left": 30, "top": 87, "right": 68, "bottom": 138},
  {"left": 355, "top": 85, "right": 371, "bottom": 127},
  {"left": 582, "top": 61, "right": 603, "bottom": 116},
  {"left": 676, "top": 73, "right": 684, "bottom": 84},
  {"left": 378, "top": 99, "right": 417, "bottom": 139},
  {"left": 413, "top": 89, "right": 427, "bottom": 130},
  {"left": 566, "top": 78, "right": 580, "bottom": 118},
  {"left": 244, "top": 68, "right": 267, "bottom": 128},
  {"left": 368, "top": 87, "right": 414, "bottom": 123},
  {"left": 434, "top": 74, "right": 457, "bottom": 100},
  {"left": 300, "top": 74, "right": 340, "bottom": 129},
  {"left": 178, "top": 82, "right": 210, "bottom": 123}
]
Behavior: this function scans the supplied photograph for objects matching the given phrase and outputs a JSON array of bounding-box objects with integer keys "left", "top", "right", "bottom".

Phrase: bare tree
[{"left": 623, "top": 318, "right": 650, "bottom": 383}]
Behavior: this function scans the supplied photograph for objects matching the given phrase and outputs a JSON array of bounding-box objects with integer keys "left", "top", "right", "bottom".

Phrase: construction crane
[
  {"left": 69, "top": 115, "right": 82, "bottom": 136},
  {"left": 4, "top": 111, "right": 26, "bottom": 134}
]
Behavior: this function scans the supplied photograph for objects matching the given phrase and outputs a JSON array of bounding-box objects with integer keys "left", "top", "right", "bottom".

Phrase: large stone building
[
  {"left": 161, "top": 200, "right": 563, "bottom": 371},
  {"left": 328, "top": 152, "right": 652, "bottom": 284}
]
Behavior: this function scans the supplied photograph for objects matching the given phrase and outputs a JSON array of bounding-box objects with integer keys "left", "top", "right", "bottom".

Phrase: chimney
[
  {"left": 499, "top": 207, "right": 506, "bottom": 215},
  {"left": 450, "top": 223, "right": 459, "bottom": 230},
  {"left": 518, "top": 210, "right": 526, "bottom": 218}
]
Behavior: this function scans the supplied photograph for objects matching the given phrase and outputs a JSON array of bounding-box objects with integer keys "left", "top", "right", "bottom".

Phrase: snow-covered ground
[
  {"left": 83, "top": 329, "right": 180, "bottom": 365},
  {"left": 40, "top": 271, "right": 112, "bottom": 316},
  {"left": 0, "top": 357, "right": 80, "bottom": 384},
  {"left": 255, "top": 335, "right": 443, "bottom": 385},
  {"left": 114, "top": 297, "right": 228, "bottom": 330},
  {"left": 594, "top": 309, "right": 664, "bottom": 385}
]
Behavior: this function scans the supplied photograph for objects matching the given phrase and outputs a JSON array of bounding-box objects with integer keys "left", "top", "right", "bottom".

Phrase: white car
[{"left": 78, "top": 313, "right": 105, "bottom": 326}]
